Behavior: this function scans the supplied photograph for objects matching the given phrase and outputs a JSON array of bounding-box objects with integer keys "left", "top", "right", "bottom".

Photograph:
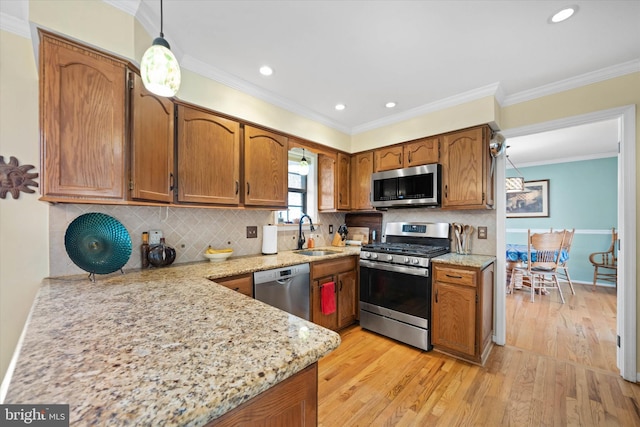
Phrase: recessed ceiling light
[
  {"left": 335, "top": 104, "right": 346, "bottom": 111},
  {"left": 259, "top": 65, "right": 273, "bottom": 76},
  {"left": 385, "top": 102, "right": 397, "bottom": 108},
  {"left": 549, "top": 5, "right": 578, "bottom": 23}
]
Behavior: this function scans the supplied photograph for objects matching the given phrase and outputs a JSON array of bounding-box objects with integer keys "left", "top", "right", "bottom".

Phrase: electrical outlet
[
  {"left": 329, "top": 225, "right": 334, "bottom": 234},
  {"left": 246, "top": 226, "right": 258, "bottom": 238},
  {"left": 478, "top": 226, "right": 488, "bottom": 239}
]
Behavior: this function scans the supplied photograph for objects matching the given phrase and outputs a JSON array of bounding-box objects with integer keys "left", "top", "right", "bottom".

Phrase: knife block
[{"left": 331, "top": 233, "right": 346, "bottom": 247}]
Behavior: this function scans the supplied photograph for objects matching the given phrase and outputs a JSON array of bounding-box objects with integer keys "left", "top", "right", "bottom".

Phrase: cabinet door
[
  {"left": 318, "top": 153, "right": 337, "bottom": 211},
  {"left": 244, "top": 126, "right": 288, "bottom": 207},
  {"left": 374, "top": 146, "right": 403, "bottom": 172},
  {"left": 312, "top": 276, "right": 338, "bottom": 330},
  {"left": 337, "top": 269, "right": 357, "bottom": 329},
  {"left": 432, "top": 280, "right": 476, "bottom": 356},
  {"left": 176, "top": 105, "right": 240, "bottom": 204},
  {"left": 40, "top": 32, "right": 127, "bottom": 200},
  {"left": 215, "top": 273, "right": 253, "bottom": 298},
  {"left": 351, "top": 152, "right": 373, "bottom": 210},
  {"left": 130, "top": 73, "right": 174, "bottom": 202},
  {"left": 441, "top": 126, "right": 489, "bottom": 209},
  {"left": 404, "top": 137, "right": 439, "bottom": 167},
  {"left": 336, "top": 153, "right": 351, "bottom": 210}
]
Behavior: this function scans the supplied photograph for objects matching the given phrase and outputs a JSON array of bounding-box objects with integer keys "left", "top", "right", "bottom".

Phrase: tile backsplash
[
  {"left": 49, "top": 204, "right": 496, "bottom": 277},
  {"left": 49, "top": 204, "right": 345, "bottom": 277}
]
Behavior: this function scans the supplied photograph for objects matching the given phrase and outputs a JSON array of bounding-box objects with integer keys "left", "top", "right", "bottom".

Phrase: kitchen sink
[{"left": 295, "top": 250, "right": 340, "bottom": 256}]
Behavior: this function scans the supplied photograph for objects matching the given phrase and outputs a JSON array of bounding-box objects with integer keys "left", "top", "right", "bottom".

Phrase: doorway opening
[{"left": 495, "top": 105, "right": 637, "bottom": 381}]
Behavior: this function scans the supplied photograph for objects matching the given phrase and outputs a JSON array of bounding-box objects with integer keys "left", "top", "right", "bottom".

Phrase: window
[{"left": 275, "top": 150, "right": 317, "bottom": 224}]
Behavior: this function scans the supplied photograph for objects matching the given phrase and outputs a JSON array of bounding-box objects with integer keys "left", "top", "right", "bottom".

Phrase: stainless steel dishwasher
[{"left": 253, "top": 263, "right": 311, "bottom": 320}]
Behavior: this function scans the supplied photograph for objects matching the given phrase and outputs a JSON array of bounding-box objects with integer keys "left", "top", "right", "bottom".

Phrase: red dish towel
[{"left": 321, "top": 282, "right": 336, "bottom": 315}]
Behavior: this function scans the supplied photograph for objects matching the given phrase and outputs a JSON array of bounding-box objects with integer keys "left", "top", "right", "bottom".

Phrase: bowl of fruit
[{"left": 204, "top": 246, "right": 233, "bottom": 262}]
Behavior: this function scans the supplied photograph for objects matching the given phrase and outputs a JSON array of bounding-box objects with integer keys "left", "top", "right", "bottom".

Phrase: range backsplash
[{"left": 49, "top": 204, "right": 496, "bottom": 277}]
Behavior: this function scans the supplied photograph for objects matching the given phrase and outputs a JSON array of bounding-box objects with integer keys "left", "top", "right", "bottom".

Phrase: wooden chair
[
  {"left": 554, "top": 228, "right": 576, "bottom": 295},
  {"left": 511, "top": 230, "right": 567, "bottom": 303},
  {"left": 589, "top": 228, "right": 618, "bottom": 290}
]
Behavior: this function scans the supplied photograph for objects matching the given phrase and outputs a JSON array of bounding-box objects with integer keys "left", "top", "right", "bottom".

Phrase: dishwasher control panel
[{"left": 253, "top": 263, "right": 310, "bottom": 284}]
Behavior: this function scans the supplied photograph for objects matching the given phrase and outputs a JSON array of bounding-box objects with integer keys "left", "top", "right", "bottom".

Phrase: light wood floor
[{"left": 317, "top": 283, "right": 640, "bottom": 426}]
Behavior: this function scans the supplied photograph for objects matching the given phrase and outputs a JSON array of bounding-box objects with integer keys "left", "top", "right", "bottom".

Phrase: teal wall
[{"left": 506, "top": 157, "right": 618, "bottom": 285}]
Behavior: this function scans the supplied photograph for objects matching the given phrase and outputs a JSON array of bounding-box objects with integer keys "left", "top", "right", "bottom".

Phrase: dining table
[{"left": 505, "top": 244, "right": 570, "bottom": 289}]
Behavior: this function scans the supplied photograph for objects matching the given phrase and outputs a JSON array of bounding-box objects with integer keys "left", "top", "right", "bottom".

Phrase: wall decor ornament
[
  {"left": 0, "top": 156, "right": 39, "bottom": 199},
  {"left": 506, "top": 179, "right": 550, "bottom": 218}
]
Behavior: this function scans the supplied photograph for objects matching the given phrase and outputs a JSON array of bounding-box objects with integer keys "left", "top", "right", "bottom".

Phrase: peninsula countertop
[{"left": 3, "top": 247, "right": 359, "bottom": 426}]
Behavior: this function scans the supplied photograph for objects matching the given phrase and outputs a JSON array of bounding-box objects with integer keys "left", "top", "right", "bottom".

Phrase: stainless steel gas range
[{"left": 359, "top": 222, "right": 451, "bottom": 351}]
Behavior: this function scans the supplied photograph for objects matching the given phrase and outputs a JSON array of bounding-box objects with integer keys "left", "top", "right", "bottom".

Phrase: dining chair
[
  {"left": 589, "top": 227, "right": 618, "bottom": 290},
  {"left": 554, "top": 228, "right": 576, "bottom": 295},
  {"left": 511, "top": 229, "right": 567, "bottom": 303}
]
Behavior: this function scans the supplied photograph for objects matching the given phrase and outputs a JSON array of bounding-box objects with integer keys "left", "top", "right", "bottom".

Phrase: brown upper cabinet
[
  {"left": 130, "top": 73, "right": 175, "bottom": 203},
  {"left": 39, "top": 30, "right": 128, "bottom": 202},
  {"left": 350, "top": 151, "right": 374, "bottom": 210},
  {"left": 441, "top": 125, "right": 494, "bottom": 209},
  {"left": 318, "top": 153, "right": 337, "bottom": 211},
  {"left": 243, "top": 126, "right": 288, "bottom": 208},
  {"left": 318, "top": 151, "right": 352, "bottom": 211},
  {"left": 374, "top": 137, "right": 439, "bottom": 172},
  {"left": 336, "top": 153, "right": 351, "bottom": 210},
  {"left": 176, "top": 104, "right": 241, "bottom": 205}
]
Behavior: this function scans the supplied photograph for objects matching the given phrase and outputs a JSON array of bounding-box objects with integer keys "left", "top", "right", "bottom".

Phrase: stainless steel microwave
[{"left": 371, "top": 164, "right": 441, "bottom": 208}]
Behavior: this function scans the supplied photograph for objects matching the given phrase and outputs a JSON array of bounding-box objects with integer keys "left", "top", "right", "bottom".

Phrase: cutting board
[{"left": 348, "top": 227, "right": 369, "bottom": 244}]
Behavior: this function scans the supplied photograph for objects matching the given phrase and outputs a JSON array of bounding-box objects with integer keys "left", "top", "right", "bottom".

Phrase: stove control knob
[
  {"left": 403, "top": 257, "right": 410, "bottom": 263},
  {"left": 364, "top": 252, "right": 371, "bottom": 258},
  {"left": 372, "top": 253, "right": 378, "bottom": 260},
  {"left": 411, "top": 258, "right": 419, "bottom": 265},
  {"left": 387, "top": 255, "right": 394, "bottom": 261}
]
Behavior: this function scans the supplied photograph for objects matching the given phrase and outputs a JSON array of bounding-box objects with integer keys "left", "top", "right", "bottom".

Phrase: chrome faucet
[{"left": 297, "top": 214, "right": 315, "bottom": 250}]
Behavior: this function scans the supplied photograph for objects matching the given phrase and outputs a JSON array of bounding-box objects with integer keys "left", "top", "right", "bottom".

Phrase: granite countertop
[
  {"left": 432, "top": 253, "right": 497, "bottom": 269},
  {"left": 3, "top": 247, "right": 359, "bottom": 426}
]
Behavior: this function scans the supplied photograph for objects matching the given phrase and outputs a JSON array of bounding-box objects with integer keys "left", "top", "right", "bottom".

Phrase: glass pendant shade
[
  {"left": 505, "top": 177, "right": 525, "bottom": 193},
  {"left": 141, "top": 37, "right": 181, "bottom": 97},
  {"left": 299, "top": 150, "right": 310, "bottom": 176}
]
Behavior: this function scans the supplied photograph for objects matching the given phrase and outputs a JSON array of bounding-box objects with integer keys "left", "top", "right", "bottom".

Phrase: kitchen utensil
[
  {"left": 148, "top": 238, "right": 176, "bottom": 267},
  {"left": 453, "top": 223, "right": 463, "bottom": 254},
  {"left": 64, "top": 213, "right": 132, "bottom": 280},
  {"left": 464, "top": 225, "right": 474, "bottom": 254},
  {"left": 337, "top": 224, "right": 348, "bottom": 240}
]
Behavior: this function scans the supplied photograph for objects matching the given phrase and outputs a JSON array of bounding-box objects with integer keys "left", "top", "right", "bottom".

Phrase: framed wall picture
[{"left": 506, "top": 179, "right": 549, "bottom": 218}]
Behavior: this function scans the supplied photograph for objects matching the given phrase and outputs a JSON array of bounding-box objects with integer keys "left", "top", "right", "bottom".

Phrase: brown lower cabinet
[
  {"left": 206, "top": 363, "right": 317, "bottom": 426},
  {"left": 431, "top": 262, "right": 494, "bottom": 365},
  {"left": 311, "top": 256, "right": 358, "bottom": 331},
  {"left": 214, "top": 273, "right": 253, "bottom": 298}
]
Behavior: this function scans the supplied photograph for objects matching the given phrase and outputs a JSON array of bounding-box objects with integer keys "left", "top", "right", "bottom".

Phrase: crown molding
[
  {"left": 180, "top": 54, "right": 352, "bottom": 134},
  {"left": 102, "top": 0, "right": 141, "bottom": 16},
  {"left": 502, "top": 59, "right": 640, "bottom": 107},
  {"left": 0, "top": 12, "right": 30, "bottom": 39},
  {"left": 508, "top": 151, "right": 618, "bottom": 169},
  {"left": 352, "top": 82, "right": 502, "bottom": 134}
]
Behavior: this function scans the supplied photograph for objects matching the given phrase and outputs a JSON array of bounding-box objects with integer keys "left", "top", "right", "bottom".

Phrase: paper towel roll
[{"left": 262, "top": 225, "right": 278, "bottom": 254}]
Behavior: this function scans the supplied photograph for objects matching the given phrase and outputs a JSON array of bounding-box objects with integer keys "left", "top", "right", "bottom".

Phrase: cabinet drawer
[
  {"left": 312, "top": 256, "right": 356, "bottom": 279},
  {"left": 214, "top": 273, "right": 253, "bottom": 297},
  {"left": 434, "top": 266, "right": 477, "bottom": 287}
]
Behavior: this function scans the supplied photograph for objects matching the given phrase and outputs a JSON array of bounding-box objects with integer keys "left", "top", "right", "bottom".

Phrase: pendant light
[
  {"left": 505, "top": 155, "right": 525, "bottom": 193},
  {"left": 299, "top": 149, "right": 310, "bottom": 176},
  {"left": 140, "top": 0, "right": 181, "bottom": 97}
]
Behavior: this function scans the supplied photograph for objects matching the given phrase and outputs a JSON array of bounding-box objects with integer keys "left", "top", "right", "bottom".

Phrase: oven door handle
[{"left": 360, "top": 260, "right": 429, "bottom": 277}]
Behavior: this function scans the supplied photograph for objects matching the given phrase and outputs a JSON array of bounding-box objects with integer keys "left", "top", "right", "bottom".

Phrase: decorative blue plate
[{"left": 64, "top": 213, "right": 132, "bottom": 275}]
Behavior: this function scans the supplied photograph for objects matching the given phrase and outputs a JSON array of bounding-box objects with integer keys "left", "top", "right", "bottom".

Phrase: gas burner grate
[{"left": 362, "top": 243, "right": 449, "bottom": 258}]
